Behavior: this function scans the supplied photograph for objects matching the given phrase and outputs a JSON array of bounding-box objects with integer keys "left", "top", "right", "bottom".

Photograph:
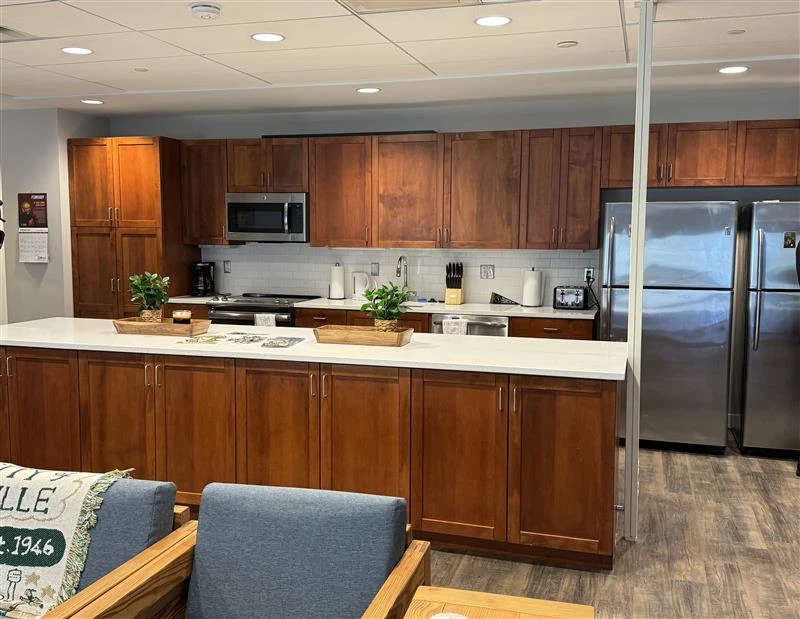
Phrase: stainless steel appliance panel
[
  {"left": 742, "top": 291, "right": 800, "bottom": 449},
  {"left": 601, "top": 203, "right": 632, "bottom": 288},
  {"left": 430, "top": 314, "right": 509, "bottom": 336},
  {"left": 600, "top": 287, "right": 629, "bottom": 343},
  {"left": 639, "top": 288, "right": 733, "bottom": 446},
  {"left": 749, "top": 201, "right": 800, "bottom": 291}
]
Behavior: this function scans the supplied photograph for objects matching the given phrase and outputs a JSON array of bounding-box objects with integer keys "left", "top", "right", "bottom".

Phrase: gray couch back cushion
[
  {"left": 186, "top": 484, "right": 407, "bottom": 619},
  {"left": 78, "top": 478, "right": 176, "bottom": 591}
]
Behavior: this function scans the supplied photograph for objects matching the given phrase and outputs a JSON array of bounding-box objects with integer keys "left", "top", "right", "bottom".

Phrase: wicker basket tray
[
  {"left": 313, "top": 325, "right": 413, "bottom": 347},
  {"left": 112, "top": 318, "right": 211, "bottom": 336}
]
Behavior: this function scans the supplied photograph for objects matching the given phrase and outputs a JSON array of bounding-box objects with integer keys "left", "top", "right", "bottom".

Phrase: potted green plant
[
  {"left": 129, "top": 272, "right": 170, "bottom": 323},
  {"left": 360, "top": 283, "right": 412, "bottom": 332}
]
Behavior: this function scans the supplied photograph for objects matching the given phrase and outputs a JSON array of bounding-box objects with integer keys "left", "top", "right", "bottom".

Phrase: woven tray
[
  {"left": 113, "top": 318, "right": 211, "bottom": 336},
  {"left": 313, "top": 325, "right": 413, "bottom": 347}
]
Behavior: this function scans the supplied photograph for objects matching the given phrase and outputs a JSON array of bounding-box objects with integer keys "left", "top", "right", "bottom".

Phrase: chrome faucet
[{"left": 396, "top": 255, "right": 408, "bottom": 288}]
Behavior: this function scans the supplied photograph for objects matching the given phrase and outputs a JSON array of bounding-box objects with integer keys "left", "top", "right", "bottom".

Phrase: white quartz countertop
[
  {"left": 1, "top": 318, "right": 626, "bottom": 381},
  {"left": 294, "top": 298, "right": 597, "bottom": 320}
]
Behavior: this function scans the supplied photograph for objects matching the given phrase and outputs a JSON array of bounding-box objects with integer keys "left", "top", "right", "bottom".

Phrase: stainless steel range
[{"left": 207, "top": 293, "right": 320, "bottom": 326}]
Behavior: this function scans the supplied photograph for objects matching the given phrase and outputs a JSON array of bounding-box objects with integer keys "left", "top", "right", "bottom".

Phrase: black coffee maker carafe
[{"left": 191, "top": 262, "right": 214, "bottom": 296}]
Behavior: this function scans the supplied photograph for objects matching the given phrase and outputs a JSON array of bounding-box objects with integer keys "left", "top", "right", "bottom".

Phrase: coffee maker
[{"left": 191, "top": 262, "right": 214, "bottom": 296}]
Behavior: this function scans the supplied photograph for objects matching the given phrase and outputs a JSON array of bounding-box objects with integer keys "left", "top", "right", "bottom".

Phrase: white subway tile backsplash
[{"left": 202, "top": 244, "right": 599, "bottom": 304}]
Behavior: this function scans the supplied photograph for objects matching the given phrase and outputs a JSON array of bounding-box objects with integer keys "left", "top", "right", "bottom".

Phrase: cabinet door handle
[
  {"left": 543, "top": 327, "right": 560, "bottom": 332},
  {"left": 667, "top": 163, "right": 673, "bottom": 181},
  {"left": 310, "top": 373, "right": 316, "bottom": 398},
  {"left": 551, "top": 227, "right": 556, "bottom": 246},
  {"left": 111, "top": 278, "right": 115, "bottom": 292},
  {"left": 365, "top": 226, "right": 369, "bottom": 244},
  {"left": 436, "top": 227, "right": 441, "bottom": 247},
  {"left": 657, "top": 164, "right": 663, "bottom": 181},
  {"left": 144, "top": 363, "right": 151, "bottom": 387},
  {"left": 512, "top": 387, "right": 517, "bottom": 413},
  {"left": 321, "top": 373, "right": 328, "bottom": 399},
  {"left": 221, "top": 224, "right": 226, "bottom": 239},
  {"left": 559, "top": 227, "right": 565, "bottom": 245},
  {"left": 498, "top": 386, "right": 503, "bottom": 412},
  {"left": 446, "top": 227, "right": 450, "bottom": 246},
  {"left": 115, "top": 207, "right": 120, "bottom": 223},
  {"left": 108, "top": 207, "right": 113, "bottom": 222},
  {"left": 5, "top": 357, "right": 11, "bottom": 377},
  {"left": 154, "top": 364, "right": 162, "bottom": 387},
  {"left": 313, "top": 316, "right": 328, "bottom": 322},
  {"left": 117, "top": 278, "right": 121, "bottom": 293},
  {"left": 260, "top": 172, "right": 265, "bottom": 187}
]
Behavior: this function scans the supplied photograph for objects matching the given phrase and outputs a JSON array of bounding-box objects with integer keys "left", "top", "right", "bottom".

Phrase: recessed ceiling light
[
  {"left": 556, "top": 40, "right": 579, "bottom": 48},
  {"left": 133, "top": 67, "right": 149, "bottom": 73},
  {"left": 475, "top": 15, "right": 511, "bottom": 27},
  {"left": 62, "top": 47, "right": 93, "bottom": 55},
  {"left": 191, "top": 3, "right": 221, "bottom": 20},
  {"left": 251, "top": 32, "right": 285, "bottom": 42},
  {"left": 719, "top": 65, "right": 749, "bottom": 74},
  {"left": 727, "top": 28, "right": 746, "bottom": 35},
  {"left": 80, "top": 99, "right": 104, "bottom": 105},
  {"left": 356, "top": 87, "right": 381, "bottom": 94}
]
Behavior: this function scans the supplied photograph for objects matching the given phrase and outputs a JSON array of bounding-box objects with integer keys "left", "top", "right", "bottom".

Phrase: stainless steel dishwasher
[{"left": 430, "top": 314, "right": 509, "bottom": 336}]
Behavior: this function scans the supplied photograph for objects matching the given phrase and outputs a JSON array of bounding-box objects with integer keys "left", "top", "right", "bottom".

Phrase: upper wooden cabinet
[
  {"left": 310, "top": 136, "right": 372, "bottom": 247},
  {"left": 372, "top": 134, "right": 444, "bottom": 248},
  {"left": 114, "top": 137, "right": 162, "bottom": 227},
  {"left": 600, "top": 124, "right": 667, "bottom": 188},
  {"left": 735, "top": 120, "right": 800, "bottom": 185},
  {"left": 558, "top": 127, "right": 603, "bottom": 249},
  {"left": 182, "top": 139, "right": 228, "bottom": 245},
  {"left": 520, "top": 129, "right": 561, "bottom": 249},
  {"left": 69, "top": 139, "right": 115, "bottom": 226},
  {"left": 666, "top": 122, "right": 737, "bottom": 186},
  {"left": 226, "top": 137, "right": 309, "bottom": 193},
  {"left": 444, "top": 131, "right": 522, "bottom": 249}
]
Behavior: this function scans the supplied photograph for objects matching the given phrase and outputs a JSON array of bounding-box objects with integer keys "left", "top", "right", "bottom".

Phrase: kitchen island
[{"left": 0, "top": 318, "right": 626, "bottom": 569}]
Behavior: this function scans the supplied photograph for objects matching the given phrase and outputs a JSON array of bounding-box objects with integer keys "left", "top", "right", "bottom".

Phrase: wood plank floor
[{"left": 431, "top": 448, "right": 800, "bottom": 618}]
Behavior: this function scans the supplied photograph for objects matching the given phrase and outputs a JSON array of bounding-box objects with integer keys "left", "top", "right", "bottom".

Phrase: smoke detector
[{"left": 191, "top": 3, "right": 221, "bottom": 20}]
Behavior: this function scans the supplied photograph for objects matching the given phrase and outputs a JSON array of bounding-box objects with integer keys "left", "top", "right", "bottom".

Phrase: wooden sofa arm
[
  {"left": 362, "top": 540, "right": 432, "bottom": 619},
  {"left": 46, "top": 521, "right": 197, "bottom": 619},
  {"left": 173, "top": 505, "right": 191, "bottom": 530}
]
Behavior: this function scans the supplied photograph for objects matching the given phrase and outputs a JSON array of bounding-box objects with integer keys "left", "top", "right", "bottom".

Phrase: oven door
[
  {"left": 226, "top": 193, "right": 307, "bottom": 242},
  {"left": 208, "top": 309, "right": 293, "bottom": 326}
]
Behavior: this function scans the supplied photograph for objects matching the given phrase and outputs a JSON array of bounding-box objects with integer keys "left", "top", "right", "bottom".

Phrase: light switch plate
[
  {"left": 223, "top": 260, "right": 232, "bottom": 273},
  {"left": 370, "top": 262, "right": 380, "bottom": 276},
  {"left": 480, "top": 265, "right": 495, "bottom": 279}
]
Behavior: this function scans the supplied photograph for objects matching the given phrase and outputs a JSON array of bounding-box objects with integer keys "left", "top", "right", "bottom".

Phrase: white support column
[{"left": 624, "top": 0, "right": 655, "bottom": 541}]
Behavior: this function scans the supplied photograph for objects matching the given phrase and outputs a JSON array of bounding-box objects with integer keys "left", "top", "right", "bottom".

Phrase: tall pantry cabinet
[{"left": 69, "top": 137, "right": 199, "bottom": 318}]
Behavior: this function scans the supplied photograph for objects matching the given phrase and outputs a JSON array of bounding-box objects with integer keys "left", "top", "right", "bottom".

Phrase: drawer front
[
  {"left": 295, "top": 308, "right": 348, "bottom": 328},
  {"left": 510, "top": 317, "right": 594, "bottom": 340},
  {"left": 163, "top": 303, "right": 209, "bottom": 320}
]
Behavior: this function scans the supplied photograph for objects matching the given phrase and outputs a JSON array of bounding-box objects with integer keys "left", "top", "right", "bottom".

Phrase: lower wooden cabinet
[
  {"left": 235, "top": 360, "right": 320, "bottom": 488},
  {"left": 509, "top": 317, "right": 594, "bottom": 340},
  {"left": 0, "top": 348, "right": 9, "bottom": 461},
  {"left": 321, "top": 365, "right": 410, "bottom": 501},
  {"left": 155, "top": 356, "right": 236, "bottom": 503},
  {"left": 411, "top": 370, "right": 508, "bottom": 541},
  {"left": 294, "top": 308, "right": 348, "bottom": 328},
  {"left": 5, "top": 348, "right": 81, "bottom": 471},
  {"left": 508, "top": 376, "right": 617, "bottom": 557}
]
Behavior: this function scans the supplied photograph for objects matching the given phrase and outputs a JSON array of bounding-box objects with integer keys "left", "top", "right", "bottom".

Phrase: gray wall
[
  {"left": 107, "top": 88, "right": 800, "bottom": 138},
  {"left": 0, "top": 109, "right": 108, "bottom": 323}
]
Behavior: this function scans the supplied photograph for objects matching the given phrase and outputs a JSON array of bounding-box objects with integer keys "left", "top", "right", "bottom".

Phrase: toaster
[{"left": 553, "top": 286, "right": 589, "bottom": 310}]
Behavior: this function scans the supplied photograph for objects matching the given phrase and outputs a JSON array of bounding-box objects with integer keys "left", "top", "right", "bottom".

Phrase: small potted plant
[
  {"left": 360, "top": 283, "right": 411, "bottom": 332},
  {"left": 129, "top": 272, "right": 170, "bottom": 323}
]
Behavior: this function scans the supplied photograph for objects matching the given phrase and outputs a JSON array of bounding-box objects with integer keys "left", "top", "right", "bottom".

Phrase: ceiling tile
[
  {"left": 255, "top": 64, "right": 432, "bottom": 85},
  {"left": 0, "top": 31, "right": 191, "bottom": 65},
  {"left": 65, "top": 1, "right": 349, "bottom": 31},
  {"left": 43, "top": 56, "right": 268, "bottom": 90},
  {"left": 428, "top": 50, "right": 628, "bottom": 76},
  {"left": 144, "top": 16, "right": 386, "bottom": 55},
  {"left": 0, "top": 65, "right": 121, "bottom": 96},
  {"left": 209, "top": 43, "right": 415, "bottom": 73},
  {"left": 0, "top": 1, "right": 126, "bottom": 37},
  {"left": 362, "top": 0, "right": 623, "bottom": 42},
  {"left": 625, "top": 0, "right": 800, "bottom": 24},
  {"left": 0, "top": 0, "right": 57, "bottom": 6},
  {"left": 401, "top": 27, "right": 625, "bottom": 64}
]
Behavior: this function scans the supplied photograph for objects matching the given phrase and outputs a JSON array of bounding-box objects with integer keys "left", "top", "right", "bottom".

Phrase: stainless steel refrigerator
[
  {"left": 740, "top": 201, "right": 800, "bottom": 450},
  {"left": 599, "top": 201, "right": 739, "bottom": 448}
]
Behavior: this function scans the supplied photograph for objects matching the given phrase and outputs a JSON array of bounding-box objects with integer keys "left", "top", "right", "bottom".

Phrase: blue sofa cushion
[
  {"left": 78, "top": 478, "right": 176, "bottom": 591},
  {"left": 186, "top": 484, "right": 407, "bottom": 619}
]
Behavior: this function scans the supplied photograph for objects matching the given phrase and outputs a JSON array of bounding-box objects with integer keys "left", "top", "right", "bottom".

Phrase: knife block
[{"left": 444, "top": 288, "right": 464, "bottom": 305}]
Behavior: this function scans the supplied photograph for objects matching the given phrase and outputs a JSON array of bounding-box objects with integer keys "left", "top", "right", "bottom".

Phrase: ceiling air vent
[{"left": 0, "top": 26, "right": 38, "bottom": 43}]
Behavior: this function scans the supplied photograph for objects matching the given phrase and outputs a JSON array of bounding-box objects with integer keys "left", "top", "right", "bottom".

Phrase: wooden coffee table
[{"left": 404, "top": 586, "right": 595, "bottom": 619}]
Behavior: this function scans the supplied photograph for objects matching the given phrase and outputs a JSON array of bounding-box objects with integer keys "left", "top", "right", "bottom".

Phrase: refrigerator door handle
[
  {"left": 602, "top": 288, "right": 611, "bottom": 340},
  {"left": 605, "top": 217, "right": 615, "bottom": 286},
  {"left": 753, "top": 291, "right": 762, "bottom": 351},
  {"left": 756, "top": 227, "right": 764, "bottom": 289}
]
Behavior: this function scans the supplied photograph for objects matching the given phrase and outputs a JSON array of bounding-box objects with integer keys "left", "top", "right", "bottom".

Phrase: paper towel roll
[
  {"left": 329, "top": 263, "right": 345, "bottom": 299},
  {"left": 522, "top": 269, "right": 543, "bottom": 307}
]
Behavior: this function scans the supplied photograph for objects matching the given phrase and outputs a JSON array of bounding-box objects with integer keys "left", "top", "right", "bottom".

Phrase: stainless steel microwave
[{"left": 225, "top": 193, "right": 308, "bottom": 242}]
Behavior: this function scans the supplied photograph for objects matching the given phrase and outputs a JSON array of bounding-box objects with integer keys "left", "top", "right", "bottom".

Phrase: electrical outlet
[
  {"left": 223, "top": 260, "right": 232, "bottom": 274},
  {"left": 480, "top": 264, "right": 495, "bottom": 279},
  {"left": 370, "top": 262, "right": 380, "bottom": 276},
  {"left": 584, "top": 267, "right": 594, "bottom": 282}
]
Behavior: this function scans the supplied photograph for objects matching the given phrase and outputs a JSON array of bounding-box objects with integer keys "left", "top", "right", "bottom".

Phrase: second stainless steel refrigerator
[{"left": 599, "top": 201, "right": 739, "bottom": 448}]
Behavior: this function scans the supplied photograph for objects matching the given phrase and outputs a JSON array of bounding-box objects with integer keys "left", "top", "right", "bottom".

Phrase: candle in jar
[{"left": 172, "top": 309, "right": 192, "bottom": 324}]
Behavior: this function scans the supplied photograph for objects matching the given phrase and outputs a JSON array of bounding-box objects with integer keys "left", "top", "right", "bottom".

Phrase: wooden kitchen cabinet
[
  {"left": 321, "top": 365, "right": 410, "bottom": 500},
  {"left": 68, "top": 138, "right": 115, "bottom": 227},
  {"left": 5, "top": 348, "right": 81, "bottom": 471},
  {"left": 226, "top": 138, "right": 265, "bottom": 192},
  {"left": 411, "top": 370, "right": 508, "bottom": 541},
  {"left": 508, "top": 376, "right": 617, "bottom": 557},
  {"left": 155, "top": 356, "right": 236, "bottom": 504},
  {"left": 666, "top": 122, "right": 737, "bottom": 186},
  {"left": 72, "top": 227, "right": 118, "bottom": 318},
  {"left": 182, "top": 139, "right": 228, "bottom": 245},
  {"left": 735, "top": 120, "right": 800, "bottom": 185},
  {"left": 227, "top": 138, "right": 309, "bottom": 193},
  {"left": 600, "top": 124, "right": 668, "bottom": 188},
  {"left": 294, "top": 307, "right": 348, "bottom": 328},
  {"left": 558, "top": 127, "right": 603, "bottom": 249},
  {"left": 235, "top": 360, "right": 320, "bottom": 489},
  {"left": 509, "top": 317, "right": 594, "bottom": 340},
  {"left": 444, "top": 131, "right": 522, "bottom": 248},
  {"left": 79, "top": 352, "right": 156, "bottom": 479},
  {"left": 0, "top": 348, "right": 8, "bottom": 461},
  {"left": 347, "top": 310, "right": 430, "bottom": 333},
  {"left": 372, "top": 134, "right": 445, "bottom": 248},
  {"left": 310, "top": 136, "right": 372, "bottom": 247},
  {"left": 116, "top": 228, "right": 162, "bottom": 315},
  {"left": 520, "top": 129, "right": 561, "bottom": 249},
  {"left": 113, "top": 137, "right": 162, "bottom": 228}
]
